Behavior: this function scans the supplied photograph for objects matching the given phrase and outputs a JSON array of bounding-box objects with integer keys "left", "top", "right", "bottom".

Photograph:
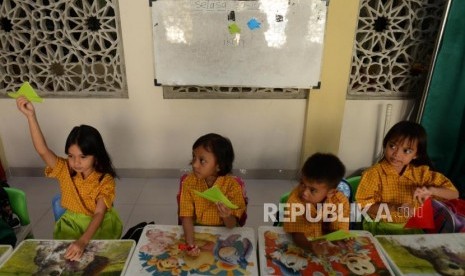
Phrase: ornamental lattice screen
[
  {"left": 348, "top": 0, "right": 449, "bottom": 99},
  {"left": 0, "top": 0, "right": 127, "bottom": 98}
]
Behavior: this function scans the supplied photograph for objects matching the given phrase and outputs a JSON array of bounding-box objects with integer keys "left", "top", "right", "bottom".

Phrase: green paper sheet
[
  {"left": 8, "top": 82, "right": 43, "bottom": 103},
  {"left": 193, "top": 186, "right": 238, "bottom": 209},
  {"left": 310, "top": 230, "right": 358, "bottom": 242}
]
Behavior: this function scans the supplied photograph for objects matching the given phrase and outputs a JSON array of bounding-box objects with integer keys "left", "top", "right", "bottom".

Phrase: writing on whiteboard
[{"left": 193, "top": 0, "right": 260, "bottom": 11}]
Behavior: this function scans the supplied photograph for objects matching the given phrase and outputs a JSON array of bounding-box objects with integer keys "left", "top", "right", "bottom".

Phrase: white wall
[
  {"left": 0, "top": 0, "right": 306, "bottom": 177},
  {"left": 339, "top": 99, "right": 416, "bottom": 176}
]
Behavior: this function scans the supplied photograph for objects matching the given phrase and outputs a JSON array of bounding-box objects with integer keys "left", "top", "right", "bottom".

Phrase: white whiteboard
[{"left": 151, "top": 0, "right": 327, "bottom": 88}]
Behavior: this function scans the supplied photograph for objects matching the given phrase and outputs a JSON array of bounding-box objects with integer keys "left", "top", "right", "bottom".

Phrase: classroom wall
[{"left": 0, "top": 0, "right": 413, "bottom": 179}]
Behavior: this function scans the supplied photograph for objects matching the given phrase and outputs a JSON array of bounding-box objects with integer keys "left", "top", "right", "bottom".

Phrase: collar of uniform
[
  {"left": 379, "top": 159, "right": 415, "bottom": 180},
  {"left": 75, "top": 169, "right": 103, "bottom": 182}
]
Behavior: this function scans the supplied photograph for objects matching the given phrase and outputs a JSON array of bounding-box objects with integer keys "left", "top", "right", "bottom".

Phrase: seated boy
[{"left": 283, "top": 153, "right": 349, "bottom": 250}]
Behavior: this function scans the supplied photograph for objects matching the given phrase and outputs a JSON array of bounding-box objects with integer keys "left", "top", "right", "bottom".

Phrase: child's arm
[
  {"left": 64, "top": 198, "right": 107, "bottom": 261},
  {"left": 217, "top": 202, "right": 237, "bottom": 228},
  {"left": 414, "top": 169, "right": 459, "bottom": 203},
  {"left": 181, "top": 216, "right": 200, "bottom": 256},
  {"left": 16, "top": 97, "right": 57, "bottom": 168},
  {"left": 414, "top": 186, "right": 459, "bottom": 203},
  {"left": 328, "top": 192, "right": 350, "bottom": 231}
]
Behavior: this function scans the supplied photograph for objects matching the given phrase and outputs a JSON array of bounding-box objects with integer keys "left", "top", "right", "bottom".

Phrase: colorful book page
[
  {"left": 7, "top": 82, "right": 43, "bottom": 103},
  {"left": 193, "top": 186, "right": 238, "bottom": 209},
  {"left": 126, "top": 224, "right": 258, "bottom": 276},
  {"left": 0, "top": 239, "right": 135, "bottom": 275},
  {"left": 376, "top": 233, "right": 465, "bottom": 275},
  {"left": 258, "top": 226, "right": 393, "bottom": 275}
]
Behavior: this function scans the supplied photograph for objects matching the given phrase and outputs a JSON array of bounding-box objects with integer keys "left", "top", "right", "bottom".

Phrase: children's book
[
  {"left": 376, "top": 233, "right": 465, "bottom": 276},
  {"left": 125, "top": 224, "right": 258, "bottom": 275},
  {"left": 0, "top": 239, "right": 135, "bottom": 275},
  {"left": 258, "top": 226, "right": 393, "bottom": 275}
]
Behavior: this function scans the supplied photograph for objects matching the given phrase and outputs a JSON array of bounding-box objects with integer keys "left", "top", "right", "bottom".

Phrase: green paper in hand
[
  {"left": 311, "top": 230, "right": 358, "bottom": 242},
  {"left": 8, "top": 82, "right": 43, "bottom": 103},
  {"left": 194, "top": 186, "right": 238, "bottom": 209}
]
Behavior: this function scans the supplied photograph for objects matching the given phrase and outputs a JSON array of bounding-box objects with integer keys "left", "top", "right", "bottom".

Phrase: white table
[
  {"left": 0, "top": 239, "right": 135, "bottom": 275},
  {"left": 126, "top": 224, "right": 259, "bottom": 275},
  {"left": 258, "top": 226, "right": 393, "bottom": 275}
]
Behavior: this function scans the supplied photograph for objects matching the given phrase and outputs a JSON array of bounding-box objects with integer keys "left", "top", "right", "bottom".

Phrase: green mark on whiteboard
[{"left": 228, "top": 23, "right": 241, "bottom": 34}]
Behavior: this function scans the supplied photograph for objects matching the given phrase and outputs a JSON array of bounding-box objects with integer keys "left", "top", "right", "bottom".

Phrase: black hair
[
  {"left": 65, "top": 125, "right": 117, "bottom": 178},
  {"left": 301, "top": 153, "right": 345, "bottom": 189},
  {"left": 382, "top": 121, "right": 433, "bottom": 167},
  {"left": 192, "top": 133, "right": 234, "bottom": 176}
]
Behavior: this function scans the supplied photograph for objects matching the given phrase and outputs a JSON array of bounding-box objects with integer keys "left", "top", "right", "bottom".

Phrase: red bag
[{"left": 405, "top": 198, "right": 465, "bottom": 233}]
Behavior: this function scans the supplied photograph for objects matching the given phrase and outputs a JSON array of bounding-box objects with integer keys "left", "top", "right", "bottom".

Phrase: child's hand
[
  {"left": 16, "top": 96, "right": 35, "bottom": 117},
  {"left": 64, "top": 239, "right": 87, "bottom": 261},
  {"left": 216, "top": 202, "right": 232, "bottom": 218},
  {"left": 413, "top": 186, "right": 433, "bottom": 204},
  {"left": 185, "top": 244, "right": 200, "bottom": 257}
]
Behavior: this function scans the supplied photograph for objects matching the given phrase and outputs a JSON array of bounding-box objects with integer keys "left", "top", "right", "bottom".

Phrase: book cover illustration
[
  {"left": 126, "top": 224, "right": 258, "bottom": 276},
  {"left": 0, "top": 239, "right": 135, "bottom": 275},
  {"left": 258, "top": 226, "right": 392, "bottom": 275},
  {"left": 376, "top": 233, "right": 465, "bottom": 276}
]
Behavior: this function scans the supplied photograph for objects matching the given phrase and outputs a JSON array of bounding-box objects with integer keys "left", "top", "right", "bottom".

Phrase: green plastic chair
[
  {"left": 4, "top": 187, "right": 30, "bottom": 225},
  {"left": 345, "top": 175, "right": 361, "bottom": 202}
]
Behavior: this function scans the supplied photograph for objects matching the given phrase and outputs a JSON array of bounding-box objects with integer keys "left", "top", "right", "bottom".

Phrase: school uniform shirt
[
  {"left": 356, "top": 159, "right": 458, "bottom": 223},
  {"left": 45, "top": 157, "right": 116, "bottom": 216},
  {"left": 283, "top": 187, "right": 350, "bottom": 239},
  {"left": 179, "top": 173, "right": 246, "bottom": 226}
]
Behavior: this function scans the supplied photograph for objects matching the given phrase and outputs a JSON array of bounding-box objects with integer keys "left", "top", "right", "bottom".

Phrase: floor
[{"left": 7, "top": 176, "right": 296, "bottom": 240}]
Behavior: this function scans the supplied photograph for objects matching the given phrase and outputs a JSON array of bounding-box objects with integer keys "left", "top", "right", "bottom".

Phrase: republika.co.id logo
[{"left": 263, "top": 202, "right": 422, "bottom": 223}]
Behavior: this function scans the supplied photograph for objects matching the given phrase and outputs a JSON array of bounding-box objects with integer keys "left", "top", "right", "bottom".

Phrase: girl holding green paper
[
  {"left": 16, "top": 96, "right": 122, "bottom": 261},
  {"left": 179, "top": 133, "right": 246, "bottom": 257}
]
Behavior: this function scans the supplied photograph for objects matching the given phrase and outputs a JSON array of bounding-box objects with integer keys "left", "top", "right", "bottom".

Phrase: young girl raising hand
[
  {"left": 16, "top": 96, "right": 123, "bottom": 261},
  {"left": 179, "top": 133, "right": 246, "bottom": 256}
]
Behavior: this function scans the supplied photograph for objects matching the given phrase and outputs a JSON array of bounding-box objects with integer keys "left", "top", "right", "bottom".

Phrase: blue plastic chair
[{"left": 52, "top": 193, "right": 66, "bottom": 221}]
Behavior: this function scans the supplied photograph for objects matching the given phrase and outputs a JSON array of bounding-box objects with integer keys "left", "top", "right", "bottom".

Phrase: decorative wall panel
[
  {"left": 0, "top": 0, "right": 127, "bottom": 98},
  {"left": 348, "top": 0, "right": 448, "bottom": 99}
]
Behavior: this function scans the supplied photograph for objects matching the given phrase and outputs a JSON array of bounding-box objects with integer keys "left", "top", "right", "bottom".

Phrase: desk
[
  {"left": 258, "top": 226, "right": 393, "bottom": 275},
  {"left": 126, "top": 224, "right": 258, "bottom": 275},
  {"left": 0, "top": 239, "right": 135, "bottom": 275},
  {"left": 376, "top": 233, "right": 465, "bottom": 276}
]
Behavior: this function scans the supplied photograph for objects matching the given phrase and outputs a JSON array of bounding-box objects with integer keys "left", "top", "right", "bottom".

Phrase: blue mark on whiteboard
[{"left": 247, "top": 18, "right": 261, "bottom": 30}]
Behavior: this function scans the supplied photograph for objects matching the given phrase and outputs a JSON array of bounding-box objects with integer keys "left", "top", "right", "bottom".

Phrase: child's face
[
  {"left": 191, "top": 146, "right": 218, "bottom": 180},
  {"left": 67, "top": 144, "right": 95, "bottom": 179},
  {"left": 298, "top": 177, "right": 333, "bottom": 204},
  {"left": 384, "top": 138, "right": 418, "bottom": 173}
]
